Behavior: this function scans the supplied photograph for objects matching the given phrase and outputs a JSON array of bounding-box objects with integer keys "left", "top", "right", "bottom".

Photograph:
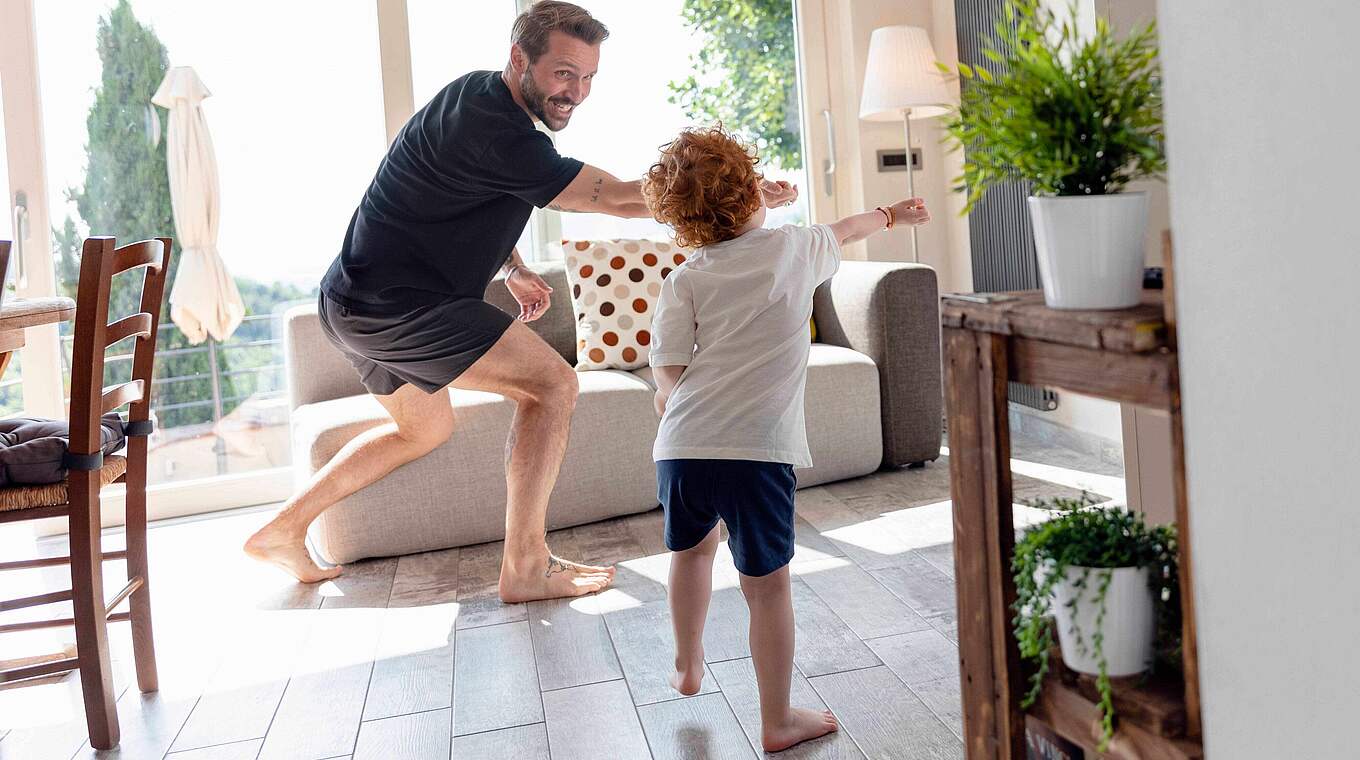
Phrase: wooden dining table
[{"left": 0, "top": 296, "right": 78, "bottom": 377}]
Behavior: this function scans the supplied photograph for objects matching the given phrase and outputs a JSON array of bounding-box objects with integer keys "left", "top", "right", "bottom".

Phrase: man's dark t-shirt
[{"left": 321, "top": 70, "right": 584, "bottom": 315}]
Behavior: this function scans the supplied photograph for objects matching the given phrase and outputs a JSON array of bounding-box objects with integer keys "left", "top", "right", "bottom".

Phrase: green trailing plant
[
  {"left": 1012, "top": 496, "right": 1178, "bottom": 750},
  {"left": 939, "top": 0, "right": 1166, "bottom": 213}
]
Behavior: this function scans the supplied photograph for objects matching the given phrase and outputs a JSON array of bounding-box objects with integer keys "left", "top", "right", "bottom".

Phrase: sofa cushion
[
  {"left": 292, "top": 369, "right": 661, "bottom": 564},
  {"left": 562, "top": 239, "right": 690, "bottom": 370},
  {"left": 630, "top": 343, "right": 881, "bottom": 488}
]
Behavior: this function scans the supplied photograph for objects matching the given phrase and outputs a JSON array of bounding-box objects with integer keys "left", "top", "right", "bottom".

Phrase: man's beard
[{"left": 520, "top": 70, "right": 573, "bottom": 131}]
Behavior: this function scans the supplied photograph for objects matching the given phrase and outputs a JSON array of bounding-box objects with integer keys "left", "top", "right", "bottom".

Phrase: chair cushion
[
  {"left": 0, "top": 414, "right": 127, "bottom": 488},
  {"left": 0, "top": 455, "right": 128, "bottom": 512},
  {"left": 562, "top": 239, "right": 691, "bottom": 370}
]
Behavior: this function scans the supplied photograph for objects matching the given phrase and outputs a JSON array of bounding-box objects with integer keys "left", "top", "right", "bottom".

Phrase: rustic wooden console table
[{"left": 941, "top": 288, "right": 1202, "bottom": 759}]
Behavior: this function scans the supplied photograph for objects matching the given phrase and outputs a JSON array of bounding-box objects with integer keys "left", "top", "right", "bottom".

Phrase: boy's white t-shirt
[{"left": 649, "top": 223, "right": 842, "bottom": 468}]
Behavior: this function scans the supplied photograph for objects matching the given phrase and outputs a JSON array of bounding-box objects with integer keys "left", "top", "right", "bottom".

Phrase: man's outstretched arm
[
  {"left": 549, "top": 164, "right": 650, "bottom": 218},
  {"left": 549, "top": 164, "right": 801, "bottom": 219}
]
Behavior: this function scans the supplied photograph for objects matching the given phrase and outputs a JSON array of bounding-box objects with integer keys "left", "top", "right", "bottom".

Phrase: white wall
[
  {"left": 1046, "top": 391, "right": 1123, "bottom": 443},
  {"left": 1158, "top": 2, "right": 1360, "bottom": 754},
  {"left": 1096, "top": 0, "right": 1170, "bottom": 267}
]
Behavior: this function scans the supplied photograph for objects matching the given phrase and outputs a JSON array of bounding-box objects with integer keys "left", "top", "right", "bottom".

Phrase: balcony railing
[{"left": 54, "top": 313, "right": 287, "bottom": 430}]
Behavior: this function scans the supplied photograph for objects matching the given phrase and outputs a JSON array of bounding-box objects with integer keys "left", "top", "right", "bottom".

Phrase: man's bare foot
[
  {"left": 669, "top": 658, "right": 705, "bottom": 696},
  {"left": 243, "top": 527, "right": 342, "bottom": 584},
  {"left": 762, "top": 708, "right": 839, "bottom": 753},
  {"left": 498, "top": 552, "right": 615, "bottom": 603}
]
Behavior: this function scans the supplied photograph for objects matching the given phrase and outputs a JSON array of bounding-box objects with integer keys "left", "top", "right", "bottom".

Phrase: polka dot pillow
[{"left": 563, "top": 239, "right": 691, "bottom": 370}]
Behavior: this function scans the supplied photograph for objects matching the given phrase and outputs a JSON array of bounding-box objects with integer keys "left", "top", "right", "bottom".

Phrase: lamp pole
[{"left": 902, "top": 107, "right": 919, "bottom": 263}]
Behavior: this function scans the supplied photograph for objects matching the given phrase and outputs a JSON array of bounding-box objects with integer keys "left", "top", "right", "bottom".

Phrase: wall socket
[{"left": 876, "top": 148, "right": 923, "bottom": 172}]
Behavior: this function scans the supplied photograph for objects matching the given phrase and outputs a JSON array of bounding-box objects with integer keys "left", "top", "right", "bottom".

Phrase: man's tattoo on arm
[
  {"left": 546, "top": 555, "right": 570, "bottom": 578},
  {"left": 549, "top": 178, "right": 605, "bottom": 212}
]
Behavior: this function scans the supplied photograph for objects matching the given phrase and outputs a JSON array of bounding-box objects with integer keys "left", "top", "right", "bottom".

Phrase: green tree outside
[{"left": 668, "top": 0, "right": 803, "bottom": 171}]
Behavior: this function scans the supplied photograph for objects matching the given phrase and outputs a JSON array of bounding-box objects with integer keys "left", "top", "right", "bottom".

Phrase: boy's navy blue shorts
[{"left": 656, "top": 458, "right": 797, "bottom": 577}]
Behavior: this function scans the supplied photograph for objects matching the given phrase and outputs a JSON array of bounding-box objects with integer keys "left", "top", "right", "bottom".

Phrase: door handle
[
  {"left": 821, "top": 109, "right": 836, "bottom": 197},
  {"left": 12, "top": 191, "right": 29, "bottom": 289}
]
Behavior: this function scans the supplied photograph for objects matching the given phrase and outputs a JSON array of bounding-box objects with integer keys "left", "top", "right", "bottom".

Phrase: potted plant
[
  {"left": 1012, "top": 497, "right": 1179, "bottom": 749},
  {"left": 940, "top": 0, "right": 1165, "bottom": 309}
]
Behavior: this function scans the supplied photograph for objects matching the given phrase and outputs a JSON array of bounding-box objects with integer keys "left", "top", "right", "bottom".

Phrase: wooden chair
[{"left": 0, "top": 236, "right": 173, "bottom": 750}]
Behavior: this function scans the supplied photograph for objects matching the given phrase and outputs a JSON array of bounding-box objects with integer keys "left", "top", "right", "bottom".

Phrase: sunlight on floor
[{"left": 942, "top": 444, "right": 1128, "bottom": 504}]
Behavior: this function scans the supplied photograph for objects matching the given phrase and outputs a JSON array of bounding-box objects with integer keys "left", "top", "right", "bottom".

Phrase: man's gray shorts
[{"left": 317, "top": 291, "right": 515, "bottom": 396}]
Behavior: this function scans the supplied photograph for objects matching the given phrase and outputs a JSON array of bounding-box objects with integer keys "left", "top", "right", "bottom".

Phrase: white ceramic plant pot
[
  {"left": 1051, "top": 565, "right": 1156, "bottom": 677},
  {"left": 1027, "top": 192, "right": 1149, "bottom": 310}
]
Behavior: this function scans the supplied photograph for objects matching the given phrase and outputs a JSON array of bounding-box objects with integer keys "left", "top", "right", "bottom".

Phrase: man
[{"left": 245, "top": 1, "right": 798, "bottom": 603}]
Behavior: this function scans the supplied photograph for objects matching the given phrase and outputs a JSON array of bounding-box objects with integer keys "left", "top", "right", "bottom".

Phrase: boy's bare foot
[
  {"left": 670, "top": 658, "right": 705, "bottom": 696},
  {"left": 243, "top": 527, "right": 341, "bottom": 584},
  {"left": 762, "top": 708, "right": 839, "bottom": 753},
  {"left": 498, "top": 551, "right": 615, "bottom": 603}
]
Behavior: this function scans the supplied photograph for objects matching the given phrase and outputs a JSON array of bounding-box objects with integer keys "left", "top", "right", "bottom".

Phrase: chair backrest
[{"left": 67, "top": 237, "right": 173, "bottom": 459}]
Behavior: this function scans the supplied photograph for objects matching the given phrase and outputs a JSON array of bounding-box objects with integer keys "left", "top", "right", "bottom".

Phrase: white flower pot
[
  {"left": 1027, "top": 192, "right": 1149, "bottom": 310},
  {"left": 1051, "top": 565, "right": 1156, "bottom": 677}
]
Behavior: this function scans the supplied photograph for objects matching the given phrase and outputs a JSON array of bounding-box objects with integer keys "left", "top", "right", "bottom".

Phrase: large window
[
  {"left": 550, "top": 0, "right": 810, "bottom": 248},
  {"left": 406, "top": 0, "right": 533, "bottom": 256},
  {"left": 410, "top": 0, "right": 811, "bottom": 258},
  {"left": 408, "top": 1, "right": 519, "bottom": 108},
  {"left": 33, "top": 0, "right": 387, "bottom": 486}
]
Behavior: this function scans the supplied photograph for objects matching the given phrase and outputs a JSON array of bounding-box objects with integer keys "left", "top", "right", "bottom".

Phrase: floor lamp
[{"left": 859, "top": 26, "right": 955, "bottom": 263}]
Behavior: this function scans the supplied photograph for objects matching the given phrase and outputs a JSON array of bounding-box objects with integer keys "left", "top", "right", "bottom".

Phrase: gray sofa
[{"left": 284, "top": 258, "right": 941, "bottom": 564}]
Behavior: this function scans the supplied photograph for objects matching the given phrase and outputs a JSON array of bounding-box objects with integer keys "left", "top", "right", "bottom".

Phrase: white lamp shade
[{"left": 859, "top": 26, "right": 954, "bottom": 121}]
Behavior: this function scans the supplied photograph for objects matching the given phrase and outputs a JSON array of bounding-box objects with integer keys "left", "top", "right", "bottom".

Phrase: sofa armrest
[
  {"left": 813, "top": 261, "right": 942, "bottom": 467},
  {"left": 284, "top": 303, "right": 367, "bottom": 409}
]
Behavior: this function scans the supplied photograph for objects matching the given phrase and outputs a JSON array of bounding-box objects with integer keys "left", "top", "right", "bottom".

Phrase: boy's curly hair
[{"left": 642, "top": 126, "right": 762, "bottom": 249}]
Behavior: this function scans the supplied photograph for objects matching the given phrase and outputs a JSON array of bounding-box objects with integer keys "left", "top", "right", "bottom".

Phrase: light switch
[{"left": 876, "top": 148, "right": 922, "bottom": 172}]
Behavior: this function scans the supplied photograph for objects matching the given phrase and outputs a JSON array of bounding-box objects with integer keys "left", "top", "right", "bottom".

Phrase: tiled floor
[{"left": 0, "top": 441, "right": 1116, "bottom": 760}]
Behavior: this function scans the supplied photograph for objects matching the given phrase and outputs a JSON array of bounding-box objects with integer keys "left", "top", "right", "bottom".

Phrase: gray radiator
[{"left": 954, "top": 0, "right": 1058, "bottom": 412}]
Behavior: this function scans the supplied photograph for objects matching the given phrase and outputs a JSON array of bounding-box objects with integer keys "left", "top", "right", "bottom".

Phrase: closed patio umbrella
[{"left": 152, "top": 66, "right": 244, "bottom": 344}]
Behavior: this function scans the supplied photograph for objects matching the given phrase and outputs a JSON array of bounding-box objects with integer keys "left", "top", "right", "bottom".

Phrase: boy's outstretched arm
[
  {"left": 829, "top": 198, "right": 931, "bottom": 245},
  {"left": 550, "top": 165, "right": 800, "bottom": 220},
  {"left": 653, "top": 365, "right": 686, "bottom": 416}
]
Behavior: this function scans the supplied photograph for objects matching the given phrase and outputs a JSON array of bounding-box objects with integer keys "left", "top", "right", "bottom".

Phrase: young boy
[{"left": 641, "top": 126, "right": 930, "bottom": 753}]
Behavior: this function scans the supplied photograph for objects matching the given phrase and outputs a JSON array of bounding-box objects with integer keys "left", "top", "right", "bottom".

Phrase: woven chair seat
[{"left": 0, "top": 455, "right": 128, "bottom": 512}]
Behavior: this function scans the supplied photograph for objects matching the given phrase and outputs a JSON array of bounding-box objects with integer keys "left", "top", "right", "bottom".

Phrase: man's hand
[
  {"left": 654, "top": 389, "right": 668, "bottom": 417},
  {"left": 506, "top": 267, "right": 553, "bottom": 322},
  {"left": 760, "top": 178, "right": 799, "bottom": 209}
]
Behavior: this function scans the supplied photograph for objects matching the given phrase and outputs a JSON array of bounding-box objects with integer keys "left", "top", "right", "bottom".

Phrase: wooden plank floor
[{"left": 0, "top": 448, "right": 1113, "bottom": 760}]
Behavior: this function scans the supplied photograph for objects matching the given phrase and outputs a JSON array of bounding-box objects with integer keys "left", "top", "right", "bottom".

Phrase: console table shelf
[{"left": 941, "top": 288, "right": 1202, "bottom": 759}]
